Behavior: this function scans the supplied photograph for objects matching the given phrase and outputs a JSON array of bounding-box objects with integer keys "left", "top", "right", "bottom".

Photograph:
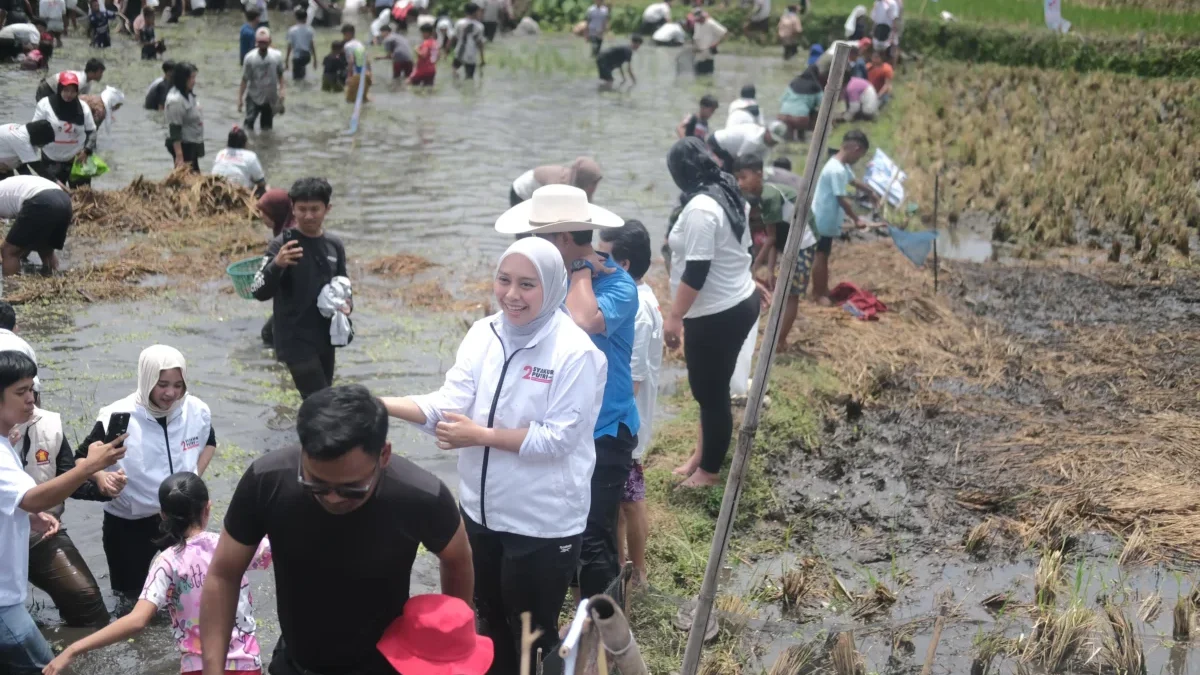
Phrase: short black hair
[
  {"left": 420, "top": 23, "right": 434, "bottom": 33},
  {"left": 245, "top": 8, "right": 260, "bottom": 19},
  {"left": 734, "top": 156, "right": 763, "bottom": 173},
  {"left": 341, "top": 23, "right": 356, "bottom": 35},
  {"left": 599, "top": 219, "right": 651, "bottom": 280},
  {"left": 32, "top": 18, "right": 47, "bottom": 29},
  {"left": 162, "top": 59, "right": 176, "bottom": 73},
  {"left": 631, "top": 34, "right": 643, "bottom": 44},
  {"left": 25, "top": 120, "right": 54, "bottom": 147},
  {"left": 464, "top": 1, "right": 479, "bottom": 12},
  {"left": 380, "top": 23, "right": 392, "bottom": 31},
  {"left": 295, "top": 7, "right": 307, "bottom": 19},
  {"left": 289, "top": 177, "right": 333, "bottom": 205},
  {"left": 773, "top": 157, "right": 793, "bottom": 170},
  {"left": 331, "top": 39, "right": 345, "bottom": 50},
  {"left": 700, "top": 94, "right": 718, "bottom": 109},
  {"left": 84, "top": 58, "right": 105, "bottom": 74},
  {"left": 568, "top": 230, "right": 593, "bottom": 246},
  {"left": 0, "top": 302, "right": 15, "bottom": 331},
  {"left": 0, "top": 351, "right": 36, "bottom": 395},
  {"left": 740, "top": 84, "right": 756, "bottom": 99},
  {"left": 843, "top": 129, "right": 870, "bottom": 150},
  {"left": 297, "top": 385, "right": 389, "bottom": 460},
  {"left": 227, "top": 126, "right": 248, "bottom": 149}
]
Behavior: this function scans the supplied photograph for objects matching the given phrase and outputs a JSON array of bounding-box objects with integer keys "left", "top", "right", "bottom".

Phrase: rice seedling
[
  {"left": 1118, "top": 526, "right": 1151, "bottom": 567},
  {"left": 850, "top": 582, "right": 897, "bottom": 621},
  {"left": 964, "top": 519, "right": 995, "bottom": 557},
  {"left": 767, "top": 642, "right": 821, "bottom": 675},
  {"left": 1138, "top": 593, "right": 1162, "bottom": 624},
  {"left": 829, "top": 632, "right": 864, "bottom": 675},
  {"left": 1020, "top": 604, "right": 1094, "bottom": 671},
  {"left": 1100, "top": 605, "right": 1147, "bottom": 675},
  {"left": 1034, "top": 550, "right": 1064, "bottom": 608},
  {"left": 1173, "top": 595, "right": 1191, "bottom": 642},
  {"left": 971, "top": 630, "right": 1015, "bottom": 675},
  {"left": 779, "top": 559, "right": 822, "bottom": 610}
]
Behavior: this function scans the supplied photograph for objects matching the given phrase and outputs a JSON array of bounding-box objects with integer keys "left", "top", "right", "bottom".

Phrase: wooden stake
[
  {"left": 932, "top": 173, "right": 939, "bottom": 293},
  {"left": 678, "top": 41, "right": 854, "bottom": 675},
  {"left": 920, "top": 615, "right": 946, "bottom": 675},
  {"left": 520, "top": 612, "right": 543, "bottom": 675}
]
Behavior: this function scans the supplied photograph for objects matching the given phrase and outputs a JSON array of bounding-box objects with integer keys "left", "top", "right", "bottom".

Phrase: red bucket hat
[{"left": 377, "top": 595, "right": 493, "bottom": 675}]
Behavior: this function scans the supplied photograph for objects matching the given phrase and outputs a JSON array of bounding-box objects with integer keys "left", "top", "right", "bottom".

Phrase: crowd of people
[{"left": 0, "top": 0, "right": 904, "bottom": 673}]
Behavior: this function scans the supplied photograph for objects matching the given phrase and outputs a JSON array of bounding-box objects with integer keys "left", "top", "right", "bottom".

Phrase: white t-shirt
[
  {"left": 668, "top": 194, "right": 755, "bottom": 318},
  {"left": 871, "top": 0, "right": 898, "bottom": 27},
  {"left": 370, "top": 8, "right": 391, "bottom": 38},
  {"left": 39, "top": 0, "right": 68, "bottom": 31},
  {"left": 714, "top": 124, "right": 768, "bottom": 160},
  {"left": 0, "top": 176, "right": 61, "bottom": 219},
  {"left": 0, "top": 436, "right": 37, "bottom": 607},
  {"left": 511, "top": 169, "right": 541, "bottom": 201},
  {"left": 749, "top": 0, "right": 770, "bottom": 22},
  {"left": 0, "top": 124, "right": 42, "bottom": 172},
  {"left": 692, "top": 18, "right": 726, "bottom": 60},
  {"left": 454, "top": 18, "right": 484, "bottom": 64},
  {"left": 642, "top": 1, "right": 670, "bottom": 23},
  {"left": 631, "top": 283, "right": 663, "bottom": 461},
  {"left": 727, "top": 97, "right": 764, "bottom": 127},
  {"left": 211, "top": 148, "right": 266, "bottom": 189},
  {"left": 32, "top": 97, "right": 96, "bottom": 163},
  {"left": 653, "top": 22, "right": 685, "bottom": 43},
  {"left": 0, "top": 24, "right": 41, "bottom": 45}
]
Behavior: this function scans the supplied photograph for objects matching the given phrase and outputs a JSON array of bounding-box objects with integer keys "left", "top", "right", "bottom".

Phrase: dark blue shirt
[
  {"left": 89, "top": 9, "right": 117, "bottom": 35},
  {"left": 240, "top": 23, "right": 256, "bottom": 63},
  {"left": 585, "top": 254, "right": 640, "bottom": 440}
]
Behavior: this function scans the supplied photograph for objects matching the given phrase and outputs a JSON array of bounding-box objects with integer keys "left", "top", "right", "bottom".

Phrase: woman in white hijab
[
  {"left": 78, "top": 344, "right": 215, "bottom": 604},
  {"left": 381, "top": 237, "right": 607, "bottom": 673}
]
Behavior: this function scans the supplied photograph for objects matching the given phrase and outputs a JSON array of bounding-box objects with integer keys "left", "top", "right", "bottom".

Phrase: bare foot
[
  {"left": 678, "top": 469, "right": 721, "bottom": 488},
  {"left": 672, "top": 451, "right": 700, "bottom": 477}
]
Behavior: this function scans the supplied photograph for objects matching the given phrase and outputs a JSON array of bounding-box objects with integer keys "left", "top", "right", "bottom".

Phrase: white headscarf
[
  {"left": 100, "top": 86, "right": 125, "bottom": 130},
  {"left": 135, "top": 345, "right": 188, "bottom": 418},
  {"left": 495, "top": 237, "right": 569, "bottom": 344}
]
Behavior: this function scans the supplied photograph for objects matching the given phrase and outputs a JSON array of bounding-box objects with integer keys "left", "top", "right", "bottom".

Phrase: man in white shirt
[
  {"left": 652, "top": 20, "right": 685, "bottom": 46},
  {"left": 0, "top": 122, "right": 54, "bottom": 175},
  {"left": 689, "top": 10, "right": 725, "bottom": 75},
  {"left": 871, "top": 0, "right": 898, "bottom": 53},
  {"left": 451, "top": 2, "right": 485, "bottom": 79},
  {"left": 0, "top": 21, "right": 45, "bottom": 59},
  {"left": 0, "top": 175, "right": 73, "bottom": 277},
  {"left": 639, "top": 0, "right": 670, "bottom": 35},
  {"left": 0, "top": 351, "right": 125, "bottom": 674},
  {"left": 726, "top": 84, "right": 765, "bottom": 128},
  {"left": 709, "top": 123, "right": 776, "bottom": 171},
  {"left": 238, "top": 27, "right": 286, "bottom": 130}
]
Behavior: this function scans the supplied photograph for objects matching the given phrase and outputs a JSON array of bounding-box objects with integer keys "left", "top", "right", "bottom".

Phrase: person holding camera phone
[{"left": 74, "top": 344, "right": 215, "bottom": 607}]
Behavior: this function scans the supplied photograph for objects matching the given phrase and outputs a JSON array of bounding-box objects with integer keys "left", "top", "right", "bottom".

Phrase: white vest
[
  {"left": 99, "top": 393, "right": 212, "bottom": 520},
  {"left": 12, "top": 408, "right": 66, "bottom": 517}
]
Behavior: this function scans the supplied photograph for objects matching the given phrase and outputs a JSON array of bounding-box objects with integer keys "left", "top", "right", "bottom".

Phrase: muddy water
[{"left": 0, "top": 13, "right": 804, "bottom": 673}]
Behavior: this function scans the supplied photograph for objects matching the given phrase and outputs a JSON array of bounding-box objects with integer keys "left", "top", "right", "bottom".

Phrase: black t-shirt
[
  {"left": 324, "top": 52, "right": 346, "bottom": 77},
  {"left": 224, "top": 447, "right": 461, "bottom": 675},
  {"left": 251, "top": 230, "right": 347, "bottom": 363},
  {"left": 597, "top": 45, "right": 633, "bottom": 70},
  {"left": 144, "top": 78, "right": 171, "bottom": 110}
]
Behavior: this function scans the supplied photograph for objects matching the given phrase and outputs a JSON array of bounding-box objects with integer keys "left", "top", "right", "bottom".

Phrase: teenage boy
[
  {"left": 595, "top": 34, "right": 640, "bottom": 86},
  {"left": 810, "top": 130, "right": 880, "bottom": 302},
  {"left": 597, "top": 220, "right": 660, "bottom": 589},
  {"left": 377, "top": 23, "right": 413, "bottom": 80},
  {"left": 239, "top": 27, "right": 286, "bottom": 131},
  {"left": 584, "top": 0, "right": 607, "bottom": 55},
  {"left": 239, "top": 9, "right": 261, "bottom": 64},
  {"left": 450, "top": 3, "right": 484, "bottom": 79},
  {"left": 676, "top": 94, "right": 717, "bottom": 139},
  {"left": 251, "top": 178, "right": 350, "bottom": 399},
  {"left": 87, "top": 0, "right": 121, "bottom": 48},
  {"left": 285, "top": 8, "right": 315, "bottom": 79},
  {"left": 0, "top": 351, "right": 126, "bottom": 674},
  {"left": 736, "top": 156, "right": 814, "bottom": 350},
  {"left": 408, "top": 22, "right": 438, "bottom": 86},
  {"left": 322, "top": 40, "right": 347, "bottom": 92},
  {"left": 144, "top": 60, "right": 175, "bottom": 110},
  {"left": 341, "top": 23, "right": 372, "bottom": 103}
]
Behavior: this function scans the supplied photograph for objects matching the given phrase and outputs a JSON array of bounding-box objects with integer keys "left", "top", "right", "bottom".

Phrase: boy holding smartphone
[{"left": 250, "top": 178, "right": 349, "bottom": 399}]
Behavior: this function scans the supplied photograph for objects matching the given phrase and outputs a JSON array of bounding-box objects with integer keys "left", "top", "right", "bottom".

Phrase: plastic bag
[{"left": 70, "top": 155, "right": 109, "bottom": 181}]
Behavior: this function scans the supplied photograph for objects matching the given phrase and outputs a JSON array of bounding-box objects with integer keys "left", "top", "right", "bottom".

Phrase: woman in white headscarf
[
  {"left": 381, "top": 237, "right": 607, "bottom": 674},
  {"left": 76, "top": 344, "right": 215, "bottom": 603}
]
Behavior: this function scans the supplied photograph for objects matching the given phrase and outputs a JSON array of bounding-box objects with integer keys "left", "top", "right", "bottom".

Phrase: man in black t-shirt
[
  {"left": 595, "top": 34, "right": 641, "bottom": 85},
  {"left": 251, "top": 177, "right": 350, "bottom": 399},
  {"left": 198, "top": 385, "right": 474, "bottom": 675}
]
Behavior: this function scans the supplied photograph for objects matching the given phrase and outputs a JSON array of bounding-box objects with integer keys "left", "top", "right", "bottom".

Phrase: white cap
[{"left": 255, "top": 26, "right": 271, "bottom": 41}]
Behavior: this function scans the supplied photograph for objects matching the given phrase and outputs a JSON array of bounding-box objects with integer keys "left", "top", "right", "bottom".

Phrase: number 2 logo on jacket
[
  {"left": 182, "top": 436, "right": 202, "bottom": 452},
  {"left": 521, "top": 365, "right": 554, "bottom": 384}
]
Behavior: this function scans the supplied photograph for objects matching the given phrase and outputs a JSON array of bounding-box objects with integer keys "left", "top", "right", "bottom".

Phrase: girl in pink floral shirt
[{"left": 44, "top": 472, "right": 272, "bottom": 675}]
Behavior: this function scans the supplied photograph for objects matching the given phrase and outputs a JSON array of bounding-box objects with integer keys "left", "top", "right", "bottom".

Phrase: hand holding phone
[
  {"left": 274, "top": 239, "right": 303, "bottom": 268},
  {"left": 105, "top": 412, "right": 130, "bottom": 445}
]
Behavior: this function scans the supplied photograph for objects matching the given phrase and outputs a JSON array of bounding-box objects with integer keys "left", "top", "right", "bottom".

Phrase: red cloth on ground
[{"left": 829, "top": 282, "right": 888, "bottom": 320}]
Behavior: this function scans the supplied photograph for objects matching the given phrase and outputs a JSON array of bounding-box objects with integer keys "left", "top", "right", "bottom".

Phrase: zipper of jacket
[
  {"left": 160, "top": 419, "right": 174, "bottom": 475},
  {"left": 479, "top": 324, "right": 530, "bottom": 529}
]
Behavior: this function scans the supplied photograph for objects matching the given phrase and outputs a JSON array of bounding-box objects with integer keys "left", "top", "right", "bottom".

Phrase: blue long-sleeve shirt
[{"left": 239, "top": 23, "right": 256, "bottom": 63}]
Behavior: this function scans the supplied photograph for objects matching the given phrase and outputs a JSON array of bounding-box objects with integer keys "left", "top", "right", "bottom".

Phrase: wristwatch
[{"left": 570, "top": 259, "right": 595, "bottom": 276}]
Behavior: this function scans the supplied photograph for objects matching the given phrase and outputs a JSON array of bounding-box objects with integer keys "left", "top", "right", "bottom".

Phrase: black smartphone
[
  {"left": 105, "top": 412, "right": 131, "bottom": 445},
  {"left": 282, "top": 228, "right": 298, "bottom": 244}
]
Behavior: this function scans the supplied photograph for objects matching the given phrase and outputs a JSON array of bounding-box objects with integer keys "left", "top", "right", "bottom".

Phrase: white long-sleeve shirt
[{"left": 410, "top": 310, "right": 607, "bottom": 539}]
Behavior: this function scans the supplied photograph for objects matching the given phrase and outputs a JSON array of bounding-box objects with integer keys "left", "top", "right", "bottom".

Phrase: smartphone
[
  {"left": 105, "top": 412, "right": 131, "bottom": 445},
  {"left": 282, "top": 228, "right": 298, "bottom": 244}
]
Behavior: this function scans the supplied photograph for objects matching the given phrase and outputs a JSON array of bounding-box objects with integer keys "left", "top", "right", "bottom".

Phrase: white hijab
[
  {"left": 135, "top": 345, "right": 188, "bottom": 418},
  {"left": 495, "top": 238, "right": 569, "bottom": 344}
]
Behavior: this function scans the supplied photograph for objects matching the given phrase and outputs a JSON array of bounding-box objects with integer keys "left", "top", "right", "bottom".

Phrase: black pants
[
  {"left": 589, "top": 36, "right": 602, "bottom": 56},
  {"left": 292, "top": 52, "right": 311, "bottom": 79},
  {"left": 464, "top": 512, "right": 580, "bottom": 675},
  {"left": 452, "top": 59, "right": 477, "bottom": 78},
  {"left": 102, "top": 512, "right": 166, "bottom": 597},
  {"left": 165, "top": 140, "right": 202, "bottom": 172},
  {"left": 577, "top": 423, "right": 636, "bottom": 599},
  {"left": 244, "top": 98, "right": 276, "bottom": 130},
  {"left": 483, "top": 20, "right": 497, "bottom": 41},
  {"left": 639, "top": 18, "right": 664, "bottom": 35},
  {"left": 784, "top": 43, "right": 799, "bottom": 60},
  {"left": 28, "top": 530, "right": 109, "bottom": 627},
  {"left": 694, "top": 57, "right": 714, "bottom": 75},
  {"left": 684, "top": 292, "right": 760, "bottom": 474},
  {"left": 286, "top": 346, "right": 335, "bottom": 399}
]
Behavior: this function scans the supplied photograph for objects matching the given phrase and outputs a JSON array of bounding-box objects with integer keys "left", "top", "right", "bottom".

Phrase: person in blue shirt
[
  {"left": 533, "top": 193, "right": 640, "bottom": 601},
  {"left": 239, "top": 9, "right": 261, "bottom": 64}
]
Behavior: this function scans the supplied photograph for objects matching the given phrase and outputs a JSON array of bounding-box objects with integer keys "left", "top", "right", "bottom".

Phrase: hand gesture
[
  {"left": 582, "top": 253, "right": 614, "bottom": 277},
  {"left": 96, "top": 469, "right": 127, "bottom": 497},
  {"left": 435, "top": 412, "right": 482, "bottom": 450},
  {"left": 30, "top": 512, "right": 60, "bottom": 541},
  {"left": 43, "top": 649, "right": 74, "bottom": 675},
  {"left": 274, "top": 240, "right": 303, "bottom": 267},
  {"left": 85, "top": 434, "right": 128, "bottom": 472}
]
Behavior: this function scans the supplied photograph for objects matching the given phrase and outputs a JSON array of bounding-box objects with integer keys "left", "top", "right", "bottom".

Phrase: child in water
[
  {"left": 43, "top": 472, "right": 273, "bottom": 675},
  {"left": 322, "top": 39, "right": 347, "bottom": 92}
]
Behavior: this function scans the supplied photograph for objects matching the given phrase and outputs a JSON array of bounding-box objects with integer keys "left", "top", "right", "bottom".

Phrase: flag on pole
[
  {"left": 864, "top": 148, "right": 906, "bottom": 207},
  {"left": 1045, "top": 0, "right": 1071, "bottom": 33}
]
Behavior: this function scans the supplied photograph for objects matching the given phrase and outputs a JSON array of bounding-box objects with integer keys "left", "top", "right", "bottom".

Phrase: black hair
[
  {"left": 0, "top": 351, "right": 36, "bottom": 395},
  {"left": 420, "top": 23, "right": 434, "bottom": 33},
  {"left": 599, "top": 219, "right": 651, "bottom": 280},
  {"left": 699, "top": 94, "right": 718, "bottom": 109},
  {"left": 464, "top": 1, "right": 479, "bottom": 13},
  {"left": 568, "top": 230, "right": 593, "bottom": 246},
  {"left": 331, "top": 39, "right": 345, "bottom": 50},
  {"left": 245, "top": 8, "right": 260, "bottom": 20},
  {"left": 84, "top": 58, "right": 105, "bottom": 75},
  {"left": 843, "top": 129, "right": 870, "bottom": 150},
  {"left": 162, "top": 59, "right": 176, "bottom": 73},
  {"left": 25, "top": 120, "right": 54, "bottom": 147},
  {"left": 773, "top": 157, "right": 792, "bottom": 170},
  {"left": 341, "top": 23, "right": 356, "bottom": 35},
  {"left": 297, "top": 385, "right": 389, "bottom": 460},
  {"left": 36, "top": 41, "right": 53, "bottom": 65},
  {"left": 740, "top": 84, "right": 756, "bottom": 99},
  {"left": 380, "top": 22, "right": 392, "bottom": 31},
  {"left": 734, "top": 156, "right": 764, "bottom": 173},
  {"left": 142, "top": 5, "right": 154, "bottom": 16},
  {"left": 295, "top": 7, "right": 307, "bottom": 19},
  {"left": 155, "top": 472, "right": 208, "bottom": 551},
  {"left": 631, "top": 34, "right": 643, "bottom": 44},
  {"left": 0, "top": 302, "right": 15, "bottom": 331},
  {"left": 170, "top": 61, "right": 197, "bottom": 97},
  {"left": 227, "top": 126, "right": 248, "bottom": 149},
  {"left": 32, "top": 18, "right": 47, "bottom": 29},
  {"left": 289, "top": 177, "right": 333, "bottom": 205}
]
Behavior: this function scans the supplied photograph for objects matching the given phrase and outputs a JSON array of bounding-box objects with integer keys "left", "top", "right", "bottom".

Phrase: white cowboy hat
[{"left": 495, "top": 185, "right": 624, "bottom": 235}]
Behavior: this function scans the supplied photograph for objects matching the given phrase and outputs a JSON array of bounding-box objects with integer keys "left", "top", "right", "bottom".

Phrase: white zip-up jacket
[
  {"left": 411, "top": 310, "right": 607, "bottom": 539},
  {"left": 97, "top": 393, "right": 212, "bottom": 519}
]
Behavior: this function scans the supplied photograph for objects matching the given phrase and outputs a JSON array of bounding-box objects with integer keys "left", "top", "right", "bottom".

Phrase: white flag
[{"left": 1045, "top": 0, "right": 1071, "bottom": 33}]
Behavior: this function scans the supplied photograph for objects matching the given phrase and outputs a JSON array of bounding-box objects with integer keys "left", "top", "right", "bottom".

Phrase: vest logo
[
  {"left": 182, "top": 436, "right": 202, "bottom": 452},
  {"left": 34, "top": 449, "right": 50, "bottom": 465},
  {"left": 521, "top": 365, "right": 554, "bottom": 384}
]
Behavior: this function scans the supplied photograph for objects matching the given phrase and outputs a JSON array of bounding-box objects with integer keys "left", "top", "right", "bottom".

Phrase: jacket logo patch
[
  {"left": 182, "top": 436, "right": 202, "bottom": 452},
  {"left": 521, "top": 365, "right": 554, "bottom": 384},
  {"left": 35, "top": 449, "right": 50, "bottom": 465}
]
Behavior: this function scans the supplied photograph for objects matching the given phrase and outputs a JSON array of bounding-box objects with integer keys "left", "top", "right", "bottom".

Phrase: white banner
[
  {"left": 1045, "top": 0, "right": 1072, "bottom": 33},
  {"left": 864, "top": 148, "right": 906, "bottom": 208}
]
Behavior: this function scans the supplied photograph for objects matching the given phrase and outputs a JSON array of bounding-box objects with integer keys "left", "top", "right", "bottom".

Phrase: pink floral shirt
[{"left": 140, "top": 531, "right": 272, "bottom": 672}]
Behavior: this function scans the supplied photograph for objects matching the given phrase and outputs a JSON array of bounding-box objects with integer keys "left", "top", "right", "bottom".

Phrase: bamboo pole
[
  {"left": 678, "top": 41, "right": 853, "bottom": 675},
  {"left": 932, "top": 173, "right": 939, "bottom": 293},
  {"left": 520, "top": 612, "right": 543, "bottom": 675}
]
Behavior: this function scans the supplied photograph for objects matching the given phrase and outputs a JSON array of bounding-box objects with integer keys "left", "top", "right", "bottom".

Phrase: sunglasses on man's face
[{"left": 296, "top": 461, "right": 380, "bottom": 500}]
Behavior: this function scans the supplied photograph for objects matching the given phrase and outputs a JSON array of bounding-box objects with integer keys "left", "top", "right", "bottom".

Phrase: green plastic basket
[{"left": 226, "top": 256, "right": 262, "bottom": 300}]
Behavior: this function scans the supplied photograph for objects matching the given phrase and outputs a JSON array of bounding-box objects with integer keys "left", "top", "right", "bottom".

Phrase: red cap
[
  {"left": 377, "top": 595, "right": 493, "bottom": 675},
  {"left": 58, "top": 71, "right": 80, "bottom": 87}
]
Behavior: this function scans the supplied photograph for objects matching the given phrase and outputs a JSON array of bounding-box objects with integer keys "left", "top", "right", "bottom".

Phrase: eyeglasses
[{"left": 296, "top": 460, "right": 380, "bottom": 500}]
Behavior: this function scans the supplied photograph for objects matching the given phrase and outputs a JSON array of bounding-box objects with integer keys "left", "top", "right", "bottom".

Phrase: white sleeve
[
  {"left": 248, "top": 154, "right": 266, "bottom": 184},
  {"left": 32, "top": 100, "right": 50, "bottom": 123},
  {"left": 630, "top": 309, "right": 652, "bottom": 383},
  {"left": 0, "top": 444, "right": 37, "bottom": 517},
  {"left": 520, "top": 349, "right": 605, "bottom": 458},
  {"left": 409, "top": 325, "right": 484, "bottom": 435},
  {"left": 682, "top": 204, "right": 719, "bottom": 261},
  {"left": 84, "top": 105, "right": 96, "bottom": 133}
]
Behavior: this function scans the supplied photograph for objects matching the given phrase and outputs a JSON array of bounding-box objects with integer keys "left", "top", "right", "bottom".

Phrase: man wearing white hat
[
  {"left": 496, "top": 185, "right": 641, "bottom": 601},
  {"left": 238, "top": 26, "right": 286, "bottom": 131}
]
